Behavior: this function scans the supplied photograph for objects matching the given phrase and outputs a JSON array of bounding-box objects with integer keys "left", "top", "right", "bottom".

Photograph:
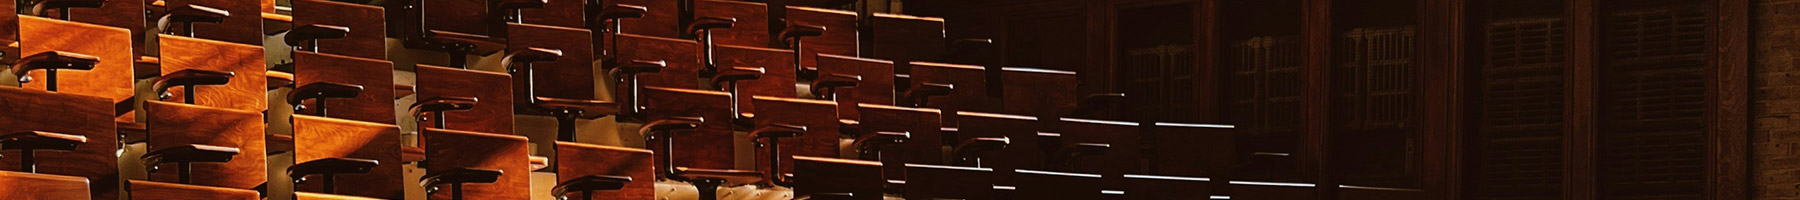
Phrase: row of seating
[{"left": 0, "top": 0, "right": 1424, "bottom": 200}]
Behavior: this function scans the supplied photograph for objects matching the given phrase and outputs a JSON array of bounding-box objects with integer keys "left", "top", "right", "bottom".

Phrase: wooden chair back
[
  {"left": 128, "top": 180, "right": 259, "bottom": 200},
  {"left": 908, "top": 61, "right": 999, "bottom": 127},
  {"left": 415, "top": 65, "right": 515, "bottom": 134},
  {"left": 693, "top": 0, "right": 771, "bottom": 47},
  {"left": 0, "top": 88, "right": 118, "bottom": 199},
  {"left": 166, "top": 0, "right": 264, "bottom": 44},
  {"left": 1001, "top": 67, "right": 1079, "bottom": 118},
  {"left": 291, "top": 115, "right": 404, "bottom": 199},
  {"left": 507, "top": 23, "right": 598, "bottom": 103},
  {"left": 554, "top": 142, "right": 655, "bottom": 199},
  {"left": 421, "top": 128, "right": 530, "bottom": 200},
  {"left": 640, "top": 86, "right": 737, "bottom": 170},
  {"left": 159, "top": 35, "right": 268, "bottom": 112},
  {"left": 17, "top": 17, "right": 135, "bottom": 120},
  {"left": 749, "top": 96, "right": 841, "bottom": 174},
  {"left": 816, "top": 54, "right": 894, "bottom": 120},
  {"left": 792, "top": 156, "right": 883, "bottom": 200},
  {"left": 0, "top": 171, "right": 91, "bottom": 199},
  {"left": 143, "top": 101, "right": 267, "bottom": 190},
  {"left": 902, "top": 164, "right": 994, "bottom": 200},
  {"left": 784, "top": 6, "right": 858, "bottom": 71},
  {"left": 613, "top": 34, "right": 702, "bottom": 89},
  {"left": 292, "top": 0, "right": 388, "bottom": 59},
  {"left": 293, "top": 52, "right": 396, "bottom": 124}
]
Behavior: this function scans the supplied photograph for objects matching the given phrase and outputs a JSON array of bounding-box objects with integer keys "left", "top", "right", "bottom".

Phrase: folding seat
[
  {"left": 0, "top": 87, "right": 119, "bottom": 199},
  {"left": 155, "top": 7, "right": 267, "bottom": 112},
  {"left": 15, "top": 15, "right": 135, "bottom": 121},
  {"left": 904, "top": 61, "right": 1001, "bottom": 129},
  {"left": 949, "top": 111, "right": 1041, "bottom": 184},
  {"left": 812, "top": 54, "right": 895, "bottom": 121},
  {"left": 1047, "top": 118, "right": 1141, "bottom": 189},
  {"left": 0, "top": 170, "right": 93, "bottom": 199},
  {"left": 163, "top": 0, "right": 264, "bottom": 44},
  {"left": 780, "top": 6, "right": 858, "bottom": 78},
  {"left": 139, "top": 100, "right": 266, "bottom": 190},
  {"left": 291, "top": 0, "right": 388, "bottom": 59},
  {"left": 420, "top": 128, "right": 530, "bottom": 200},
  {"left": 714, "top": 45, "right": 798, "bottom": 123},
  {"left": 1011, "top": 169, "right": 1104, "bottom": 200},
  {"left": 856, "top": 103, "right": 941, "bottom": 178},
  {"left": 285, "top": 25, "right": 397, "bottom": 124},
  {"left": 414, "top": 65, "right": 515, "bottom": 134},
  {"left": 748, "top": 96, "right": 845, "bottom": 182},
  {"left": 792, "top": 156, "right": 885, "bottom": 200},
  {"left": 691, "top": 0, "right": 772, "bottom": 47},
  {"left": 550, "top": 142, "right": 653, "bottom": 200},
  {"left": 1122, "top": 174, "right": 1216, "bottom": 200},
  {"left": 902, "top": 163, "right": 996, "bottom": 200},
  {"left": 1000, "top": 67, "right": 1079, "bottom": 118}
]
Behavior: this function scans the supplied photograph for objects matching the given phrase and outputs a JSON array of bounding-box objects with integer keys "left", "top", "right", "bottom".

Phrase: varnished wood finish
[
  {"left": 18, "top": 16, "right": 136, "bottom": 120},
  {"left": 0, "top": 88, "right": 117, "bottom": 199},
  {"left": 159, "top": 35, "right": 268, "bottom": 112},
  {"left": 1123, "top": 174, "right": 1213, "bottom": 200},
  {"left": 416, "top": 0, "right": 496, "bottom": 38},
  {"left": 0, "top": 171, "right": 90, "bottom": 199},
  {"left": 0, "top": 0, "right": 14, "bottom": 62},
  {"left": 64, "top": 0, "right": 148, "bottom": 55},
  {"left": 816, "top": 54, "right": 895, "bottom": 121},
  {"left": 294, "top": 52, "right": 396, "bottom": 124},
  {"left": 640, "top": 86, "right": 736, "bottom": 170},
  {"left": 909, "top": 61, "right": 999, "bottom": 127},
  {"left": 1710, "top": 0, "right": 1751, "bottom": 199},
  {"left": 507, "top": 24, "right": 597, "bottom": 103},
  {"left": 748, "top": 96, "right": 840, "bottom": 175},
  {"left": 792, "top": 156, "right": 883, "bottom": 200},
  {"left": 292, "top": 0, "right": 388, "bottom": 59},
  {"left": 144, "top": 101, "right": 267, "bottom": 189},
  {"left": 292, "top": 115, "right": 404, "bottom": 199},
  {"left": 553, "top": 142, "right": 655, "bottom": 200},
  {"left": 1012, "top": 170, "right": 1102, "bottom": 200},
  {"left": 603, "top": 0, "right": 680, "bottom": 38},
  {"left": 168, "top": 0, "right": 264, "bottom": 44},
  {"left": 953, "top": 111, "right": 1041, "bottom": 184},
  {"left": 717, "top": 45, "right": 798, "bottom": 116},
  {"left": 784, "top": 6, "right": 858, "bottom": 71},
  {"left": 1054, "top": 118, "right": 1140, "bottom": 188},
  {"left": 415, "top": 65, "right": 515, "bottom": 134},
  {"left": 865, "top": 13, "right": 946, "bottom": 67},
  {"left": 519, "top": 0, "right": 587, "bottom": 29},
  {"left": 422, "top": 128, "right": 530, "bottom": 200},
  {"left": 902, "top": 164, "right": 994, "bottom": 200},
  {"left": 857, "top": 103, "right": 941, "bottom": 178},
  {"left": 693, "top": 0, "right": 771, "bottom": 47},
  {"left": 613, "top": 34, "right": 702, "bottom": 89},
  {"left": 128, "top": 180, "right": 259, "bottom": 200},
  {"left": 1000, "top": 67, "right": 1078, "bottom": 118}
]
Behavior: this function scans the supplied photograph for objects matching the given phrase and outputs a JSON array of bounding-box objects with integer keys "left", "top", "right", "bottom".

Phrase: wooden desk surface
[{"left": 292, "top": 115, "right": 404, "bottom": 199}]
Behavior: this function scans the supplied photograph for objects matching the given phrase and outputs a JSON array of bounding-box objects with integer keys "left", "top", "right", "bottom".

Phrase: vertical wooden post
[
  {"left": 1419, "top": 0, "right": 1465, "bottom": 199},
  {"left": 1707, "top": 0, "right": 1749, "bottom": 199},
  {"left": 1562, "top": 0, "right": 1597, "bottom": 199},
  {"left": 1300, "top": 0, "right": 1336, "bottom": 199}
]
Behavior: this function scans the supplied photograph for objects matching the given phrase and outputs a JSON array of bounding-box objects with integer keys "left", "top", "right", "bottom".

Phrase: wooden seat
[
  {"left": 1011, "top": 169, "right": 1103, "bottom": 200},
  {"left": 1122, "top": 174, "right": 1215, "bottom": 200},
  {"left": 782, "top": 6, "right": 858, "bottom": 76},
  {"left": 16, "top": 16, "right": 135, "bottom": 121},
  {"left": 290, "top": 115, "right": 403, "bottom": 199},
  {"left": 749, "top": 96, "right": 843, "bottom": 178},
  {"left": 158, "top": 35, "right": 268, "bottom": 112},
  {"left": 164, "top": 0, "right": 263, "bottom": 44},
  {"left": 902, "top": 163, "right": 995, "bottom": 200},
  {"left": 292, "top": 52, "right": 396, "bottom": 124},
  {"left": 142, "top": 101, "right": 266, "bottom": 190},
  {"left": 421, "top": 128, "right": 530, "bottom": 200},
  {"left": 613, "top": 34, "right": 702, "bottom": 89},
  {"left": 865, "top": 13, "right": 947, "bottom": 72},
  {"left": 951, "top": 111, "right": 1042, "bottom": 184},
  {"left": 1001, "top": 67, "right": 1079, "bottom": 118},
  {"left": 506, "top": 23, "right": 599, "bottom": 112},
  {"left": 716, "top": 45, "right": 798, "bottom": 117},
  {"left": 0, "top": 170, "right": 91, "bottom": 199},
  {"left": 552, "top": 142, "right": 654, "bottom": 200},
  {"left": 1051, "top": 118, "right": 1141, "bottom": 188},
  {"left": 291, "top": 0, "right": 387, "bottom": 59},
  {"left": 0, "top": 87, "right": 118, "bottom": 199},
  {"left": 906, "top": 61, "right": 1000, "bottom": 128},
  {"left": 815, "top": 54, "right": 895, "bottom": 121},
  {"left": 692, "top": 0, "right": 770, "bottom": 47},
  {"left": 639, "top": 86, "right": 737, "bottom": 171},
  {"left": 857, "top": 103, "right": 942, "bottom": 178},
  {"left": 792, "top": 156, "right": 884, "bottom": 200},
  {"left": 128, "top": 180, "right": 259, "bottom": 200},
  {"left": 415, "top": 65, "right": 515, "bottom": 134}
]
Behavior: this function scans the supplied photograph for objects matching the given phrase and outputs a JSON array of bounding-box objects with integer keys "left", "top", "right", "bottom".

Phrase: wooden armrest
[
  {"left": 261, "top": 12, "right": 291, "bottom": 23},
  {"left": 143, "top": 144, "right": 240, "bottom": 171},
  {"left": 288, "top": 157, "right": 379, "bottom": 182},
  {"left": 283, "top": 24, "right": 350, "bottom": 47},
  {"left": 29, "top": 0, "right": 105, "bottom": 17},
  {"left": 748, "top": 123, "right": 806, "bottom": 140},
  {"left": 419, "top": 167, "right": 502, "bottom": 192},
  {"left": 401, "top": 147, "right": 424, "bottom": 163},
  {"left": 853, "top": 131, "right": 909, "bottom": 160},
  {"left": 266, "top": 71, "right": 294, "bottom": 90},
  {"left": 675, "top": 167, "right": 764, "bottom": 186},
  {"left": 551, "top": 175, "right": 632, "bottom": 197},
  {"left": 287, "top": 82, "right": 364, "bottom": 108},
  {"left": 686, "top": 16, "right": 736, "bottom": 33},
  {"left": 12, "top": 51, "right": 99, "bottom": 84},
  {"left": 0, "top": 131, "right": 87, "bottom": 151},
  {"left": 610, "top": 59, "right": 666, "bottom": 76},
  {"left": 639, "top": 116, "right": 704, "bottom": 136},
  {"left": 529, "top": 155, "right": 549, "bottom": 171},
  {"left": 809, "top": 73, "right": 861, "bottom": 99},
  {"left": 951, "top": 137, "right": 1010, "bottom": 166},
  {"left": 532, "top": 97, "right": 617, "bottom": 119},
  {"left": 902, "top": 82, "right": 954, "bottom": 107},
  {"left": 710, "top": 66, "right": 765, "bottom": 88},
  {"left": 594, "top": 4, "right": 647, "bottom": 20}
]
